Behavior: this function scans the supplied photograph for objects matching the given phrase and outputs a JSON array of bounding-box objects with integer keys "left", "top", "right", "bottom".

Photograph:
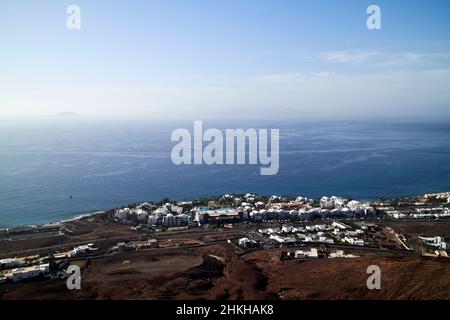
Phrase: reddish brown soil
[
  {"left": 243, "top": 248, "right": 450, "bottom": 300},
  {"left": 384, "top": 220, "right": 450, "bottom": 238},
  {"left": 0, "top": 219, "right": 140, "bottom": 256},
  {"left": 1, "top": 243, "right": 450, "bottom": 300}
]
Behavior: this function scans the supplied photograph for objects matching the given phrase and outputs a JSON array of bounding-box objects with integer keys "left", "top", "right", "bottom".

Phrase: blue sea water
[{"left": 1, "top": 118, "right": 450, "bottom": 227}]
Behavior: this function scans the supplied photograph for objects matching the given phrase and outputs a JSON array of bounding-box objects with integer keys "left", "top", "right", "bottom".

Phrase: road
[{"left": 0, "top": 228, "right": 247, "bottom": 259}]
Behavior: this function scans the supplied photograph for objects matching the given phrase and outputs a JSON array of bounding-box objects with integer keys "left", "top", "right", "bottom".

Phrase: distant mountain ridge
[{"left": 56, "top": 112, "right": 80, "bottom": 117}]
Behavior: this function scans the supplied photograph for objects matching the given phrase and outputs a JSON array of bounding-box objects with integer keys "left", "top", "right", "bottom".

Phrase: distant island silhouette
[{"left": 55, "top": 112, "right": 80, "bottom": 117}]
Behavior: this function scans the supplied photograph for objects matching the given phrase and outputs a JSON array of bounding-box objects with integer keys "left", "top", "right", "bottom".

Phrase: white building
[
  {"left": 306, "top": 224, "right": 327, "bottom": 232},
  {"left": 233, "top": 197, "right": 243, "bottom": 204},
  {"left": 320, "top": 209, "right": 330, "bottom": 217},
  {"left": 70, "top": 243, "right": 95, "bottom": 257},
  {"left": 340, "top": 207, "right": 353, "bottom": 217},
  {"left": 175, "top": 213, "right": 189, "bottom": 225},
  {"left": 270, "top": 195, "right": 282, "bottom": 202},
  {"left": 329, "top": 250, "right": 359, "bottom": 259},
  {"left": 221, "top": 194, "right": 233, "bottom": 201},
  {"left": 318, "top": 237, "right": 334, "bottom": 244},
  {"left": 295, "top": 248, "right": 319, "bottom": 259},
  {"left": 298, "top": 209, "right": 310, "bottom": 219},
  {"left": 343, "top": 237, "right": 365, "bottom": 246},
  {"left": 163, "top": 213, "right": 175, "bottom": 226},
  {"left": 238, "top": 237, "right": 257, "bottom": 248},
  {"left": 270, "top": 234, "right": 296, "bottom": 244},
  {"left": 258, "top": 227, "right": 279, "bottom": 235},
  {"left": 115, "top": 208, "right": 129, "bottom": 221},
  {"left": 147, "top": 215, "right": 158, "bottom": 226},
  {"left": 291, "top": 210, "right": 300, "bottom": 219},
  {"left": 420, "top": 236, "right": 449, "bottom": 250},
  {"left": 240, "top": 210, "right": 249, "bottom": 220},
  {"left": 332, "top": 221, "right": 348, "bottom": 230},
  {"left": 133, "top": 208, "right": 148, "bottom": 222},
  {"left": 0, "top": 258, "right": 21, "bottom": 269},
  {"left": 388, "top": 210, "right": 407, "bottom": 219},
  {"left": 11, "top": 263, "right": 49, "bottom": 282},
  {"left": 250, "top": 210, "right": 263, "bottom": 221}
]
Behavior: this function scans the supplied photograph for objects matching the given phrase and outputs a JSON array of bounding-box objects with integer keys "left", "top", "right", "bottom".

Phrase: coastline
[
  {"left": 0, "top": 210, "right": 106, "bottom": 230},
  {"left": 59, "top": 210, "right": 106, "bottom": 224},
  {"left": 2, "top": 189, "right": 449, "bottom": 230},
  {"left": 2, "top": 121, "right": 450, "bottom": 230}
]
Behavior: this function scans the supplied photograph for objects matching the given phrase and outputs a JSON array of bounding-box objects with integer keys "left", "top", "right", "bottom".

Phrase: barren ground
[{"left": 2, "top": 242, "right": 450, "bottom": 300}]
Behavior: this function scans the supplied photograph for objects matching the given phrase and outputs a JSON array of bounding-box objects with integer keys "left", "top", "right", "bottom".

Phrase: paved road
[
  {"left": 0, "top": 228, "right": 247, "bottom": 259},
  {"left": 1, "top": 221, "right": 424, "bottom": 259},
  {"left": 71, "top": 237, "right": 243, "bottom": 261}
]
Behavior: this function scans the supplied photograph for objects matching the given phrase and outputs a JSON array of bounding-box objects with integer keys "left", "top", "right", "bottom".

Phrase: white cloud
[
  {"left": 320, "top": 50, "right": 382, "bottom": 64},
  {"left": 320, "top": 50, "right": 450, "bottom": 67}
]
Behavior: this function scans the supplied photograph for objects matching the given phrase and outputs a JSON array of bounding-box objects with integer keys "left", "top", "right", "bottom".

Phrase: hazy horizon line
[{"left": 1, "top": 113, "right": 450, "bottom": 123}]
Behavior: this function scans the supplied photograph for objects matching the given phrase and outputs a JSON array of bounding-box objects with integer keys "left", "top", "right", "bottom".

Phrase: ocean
[{"left": 1, "top": 118, "right": 450, "bottom": 227}]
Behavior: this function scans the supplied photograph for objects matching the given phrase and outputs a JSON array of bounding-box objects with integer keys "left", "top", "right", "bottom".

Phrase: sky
[{"left": 1, "top": 0, "right": 450, "bottom": 120}]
